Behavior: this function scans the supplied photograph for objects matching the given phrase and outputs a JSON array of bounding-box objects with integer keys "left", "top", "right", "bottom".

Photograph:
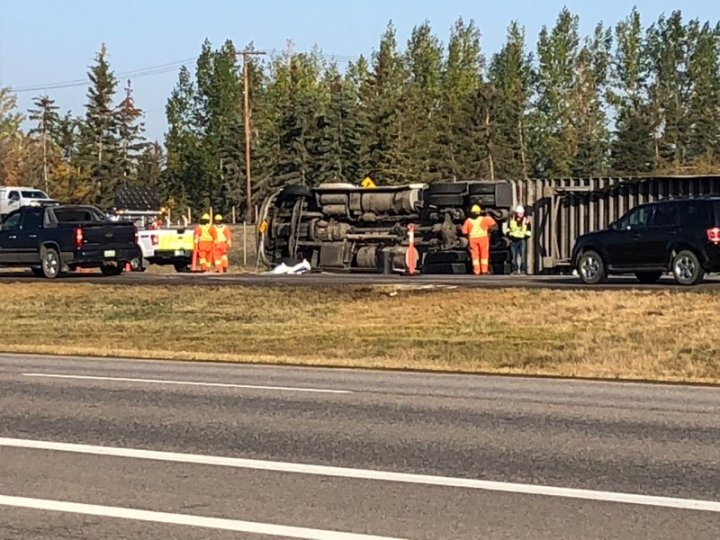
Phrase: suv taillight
[
  {"left": 74, "top": 227, "right": 84, "bottom": 249},
  {"left": 708, "top": 227, "right": 720, "bottom": 245}
]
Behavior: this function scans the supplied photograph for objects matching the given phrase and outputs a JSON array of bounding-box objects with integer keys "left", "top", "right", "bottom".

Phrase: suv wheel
[
  {"left": 672, "top": 250, "right": 705, "bottom": 286},
  {"left": 577, "top": 250, "right": 606, "bottom": 284},
  {"left": 635, "top": 271, "right": 662, "bottom": 284}
]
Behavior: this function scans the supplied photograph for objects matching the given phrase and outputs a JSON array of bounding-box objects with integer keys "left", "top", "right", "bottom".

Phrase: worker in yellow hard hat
[
  {"left": 461, "top": 204, "right": 497, "bottom": 275},
  {"left": 193, "top": 213, "right": 216, "bottom": 272},
  {"left": 213, "top": 214, "right": 232, "bottom": 273}
]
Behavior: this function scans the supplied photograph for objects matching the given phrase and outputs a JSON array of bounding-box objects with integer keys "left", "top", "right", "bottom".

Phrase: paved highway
[
  {"left": 1, "top": 269, "right": 720, "bottom": 290},
  {"left": 1, "top": 354, "right": 719, "bottom": 539}
]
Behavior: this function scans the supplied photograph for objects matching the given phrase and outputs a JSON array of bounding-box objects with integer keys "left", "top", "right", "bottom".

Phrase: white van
[{"left": 0, "top": 187, "right": 57, "bottom": 220}]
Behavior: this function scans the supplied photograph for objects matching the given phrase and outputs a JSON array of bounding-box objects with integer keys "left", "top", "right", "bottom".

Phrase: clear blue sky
[{"left": 1, "top": 0, "right": 717, "bottom": 142}]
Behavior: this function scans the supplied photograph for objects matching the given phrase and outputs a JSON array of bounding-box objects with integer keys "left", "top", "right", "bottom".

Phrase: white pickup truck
[
  {"left": 0, "top": 187, "right": 57, "bottom": 221},
  {"left": 136, "top": 226, "right": 195, "bottom": 272}
]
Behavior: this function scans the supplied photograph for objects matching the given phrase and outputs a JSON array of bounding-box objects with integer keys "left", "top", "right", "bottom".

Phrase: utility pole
[{"left": 236, "top": 50, "right": 266, "bottom": 223}]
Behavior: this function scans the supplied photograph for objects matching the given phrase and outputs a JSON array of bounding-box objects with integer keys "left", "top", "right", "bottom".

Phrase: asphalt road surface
[
  {"left": 1, "top": 354, "right": 719, "bottom": 539},
  {"left": 1, "top": 269, "right": 720, "bottom": 290}
]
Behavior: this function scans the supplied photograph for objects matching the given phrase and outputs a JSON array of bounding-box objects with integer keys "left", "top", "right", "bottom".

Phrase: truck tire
[
  {"left": 100, "top": 264, "right": 124, "bottom": 276},
  {"left": 671, "top": 250, "right": 704, "bottom": 286},
  {"left": 174, "top": 262, "right": 191, "bottom": 273},
  {"left": 40, "top": 247, "right": 61, "bottom": 279}
]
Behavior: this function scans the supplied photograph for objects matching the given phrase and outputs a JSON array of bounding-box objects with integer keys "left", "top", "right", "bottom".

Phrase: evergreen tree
[
  {"left": 28, "top": 95, "right": 61, "bottom": 193},
  {"left": 646, "top": 11, "right": 691, "bottom": 170},
  {"left": 77, "top": 44, "right": 121, "bottom": 207},
  {"left": 488, "top": 22, "right": 533, "bottom": 179},
  {"left": 610, "top": 8, "right": 655, "bottom": 174},
  {"left": 571, "top": 24, "right": 612, "bottom": 176},
  {"left": 137, "top": 142, "right": 165, "bottom": 188},
  {"left": 529, "top": 8, "right": 581, "bottom": 177},
  {"left": 115, "top": 80, "right": 147, "bottom": 185},
  {"left": 401, "top": 21, "right": 444, "bottom": 183},
  {"left": 164, "top": 65, "right": 204, "bottom": 211},
  {"left": 685, "top": 21, "right": 720, "bottom": 167},
  {"left": 314, "top": 65, "right": 362, "bottom": 184},
  {"left": 361, "top": 22, "right": 406, "bottom": 183},
  {"left": 438, "top": 18, "right": 483, "bottom": 180}
]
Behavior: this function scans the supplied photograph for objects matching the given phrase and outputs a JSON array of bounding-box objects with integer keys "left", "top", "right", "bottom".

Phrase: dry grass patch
[{"left": 1, "top": 283, "right": 719, "bottom": 382}]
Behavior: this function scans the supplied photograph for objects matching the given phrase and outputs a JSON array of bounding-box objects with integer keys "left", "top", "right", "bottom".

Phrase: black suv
[{"left": 572, "top": 197, "right": 720, "bottom": 285}]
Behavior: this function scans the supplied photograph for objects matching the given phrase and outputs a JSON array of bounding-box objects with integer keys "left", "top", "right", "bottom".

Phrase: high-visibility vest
[
  {"left": 508, "top": 218, "right": 531, "bottom": 239},
  {"left": 195, "top": 224, "right": 215, "bottom": 243},
  {"left": 463, "top": 217, "right": 494, "bottom": 238},
  {"left": 215, "top": 224, "right": 231, "bottom": 244}
]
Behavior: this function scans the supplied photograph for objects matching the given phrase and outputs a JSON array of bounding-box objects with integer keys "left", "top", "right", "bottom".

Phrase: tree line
[{"left": 1, "top": 8, "right": 719, "bottom": 217}]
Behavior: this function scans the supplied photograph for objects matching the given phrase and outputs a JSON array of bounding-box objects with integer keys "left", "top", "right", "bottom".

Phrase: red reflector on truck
[
  {"left": 708, "top": 227, "right": 720, "bottom": 245},
  {"left": 74, "top": 227, "right": 84, "bottom": 249}
]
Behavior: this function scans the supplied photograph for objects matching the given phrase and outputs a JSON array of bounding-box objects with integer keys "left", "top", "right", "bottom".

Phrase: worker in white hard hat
[{"left": 507, "top": 204, "right": 532, "bottom": 275}]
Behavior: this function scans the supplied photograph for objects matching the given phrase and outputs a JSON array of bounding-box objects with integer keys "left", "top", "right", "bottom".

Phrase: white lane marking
[
  {"left": 2, "top": 438, "right": 719, "bottom": 514},
  {"left": 21, "top": 373, "right": 352, "bottom": 395},
  {"left": 0, "top": 495, "right": 403, "bottom": 540}
]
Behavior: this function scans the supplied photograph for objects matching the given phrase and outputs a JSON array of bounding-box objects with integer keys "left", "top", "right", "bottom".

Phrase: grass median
[{"left": 1, "top": 282, "right": 719, "bottom": 383}]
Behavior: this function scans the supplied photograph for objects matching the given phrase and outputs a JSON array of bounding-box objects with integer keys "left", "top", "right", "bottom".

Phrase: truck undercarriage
[{"left": 258, "top": 181, "right": 515, "bottom": 274}]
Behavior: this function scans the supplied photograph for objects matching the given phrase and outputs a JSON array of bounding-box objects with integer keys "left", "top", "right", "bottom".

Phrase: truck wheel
[
  {"left": 40, "top": 247, "right": 61, "bottom": 279},
  {"left": 100, "top": 264, "right": 124, "bottom": 277},
  {"left": 672, "top": 250, "right": 704, "bottom": 286},
  {"left": 174, "top": 262, "right": 191, "bottom": 273},
  {"left": 130, "top": 256, "right": 145, "bottom": 272},
  {"left": 577, "top": 250, "right": 606, "bottom": 285}
]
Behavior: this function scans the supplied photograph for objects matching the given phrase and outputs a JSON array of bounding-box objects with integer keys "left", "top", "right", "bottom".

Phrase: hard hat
[
  {"left": 201, "top": 213, "right": 211, "bottom": 221},
  {"left": 471, "top": 204, "right": 481, "bottom": 215},
  {"left": 214, "top": 214, "right": 224, "bottom": 222},
  {"left": 515, "top": 205, "right": 525, "bottom": 215}
]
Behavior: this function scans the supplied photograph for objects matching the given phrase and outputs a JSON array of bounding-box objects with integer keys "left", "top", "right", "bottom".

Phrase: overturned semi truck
[{"left": 257, "top": 181, "right": 515, "bottom": 274}]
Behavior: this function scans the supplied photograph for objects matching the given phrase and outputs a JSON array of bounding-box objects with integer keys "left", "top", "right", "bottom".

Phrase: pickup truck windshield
[
  {"left": 53, "top": 208, "right": 107, "bottom": 223},
  {"left": 21, "top": 190, "right": 49, "bottom": 199}
]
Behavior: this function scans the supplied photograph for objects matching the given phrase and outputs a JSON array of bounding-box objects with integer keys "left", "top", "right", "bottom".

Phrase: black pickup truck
[{"left": 0, "top": 205, "right": 140, "bottom": 278}]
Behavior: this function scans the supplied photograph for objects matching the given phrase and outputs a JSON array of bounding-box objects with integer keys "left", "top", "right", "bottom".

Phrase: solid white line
[
  {"left": 2, "top": 437, "right": 719, "bottom": 513},
  {"left": 0, "top": 495, "right": 403, "bottom": 540},
  {"left": 21, "top": 373, "right": 352, "bottom": 395}
]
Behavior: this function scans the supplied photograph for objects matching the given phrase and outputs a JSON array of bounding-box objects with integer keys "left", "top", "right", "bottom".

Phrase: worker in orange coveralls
[
  {"left": 462, "top": 204, "right": 497, "bottom": 275},
  {"left": 213, "top": 214, "right": 232, "bottom": 273},
  {"left": 194, "top": 213, "right": 216, "bottom": 273}
]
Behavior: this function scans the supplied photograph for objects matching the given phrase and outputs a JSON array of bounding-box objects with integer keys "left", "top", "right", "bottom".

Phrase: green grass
[{"left": 1, "top": 282, "right": 719, "bottom": 383}]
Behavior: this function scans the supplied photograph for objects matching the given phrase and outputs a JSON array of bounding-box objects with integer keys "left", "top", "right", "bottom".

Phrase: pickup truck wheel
[
  {"left": 577, "top": 250, "right": 606, "bottom": 285},
  {"left": 100, "top": 264, "right": 124, "bottom": 277},
  {"left": 173, "top": 262, "right": 191, "bottom": 273},
  {"left": 40, "top": 247, "right": 61, "bottom": 279},
  {"left": 672, "top": 250, "right": 705, "bottom": 286}
]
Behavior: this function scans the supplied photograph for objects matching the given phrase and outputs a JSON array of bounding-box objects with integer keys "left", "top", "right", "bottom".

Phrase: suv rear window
[{"left": 677, "top": 200, "right": 713, "bottom": 226}]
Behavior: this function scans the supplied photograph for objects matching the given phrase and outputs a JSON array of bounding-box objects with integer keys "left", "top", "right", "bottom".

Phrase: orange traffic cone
[{"left": 191, "top": 246, "right": 198, "bottom": 272}]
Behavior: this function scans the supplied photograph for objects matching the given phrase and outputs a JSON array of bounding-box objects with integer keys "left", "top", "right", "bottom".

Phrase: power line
[{"left": 9, "top": 57, "right": 195, "bottom": 94}]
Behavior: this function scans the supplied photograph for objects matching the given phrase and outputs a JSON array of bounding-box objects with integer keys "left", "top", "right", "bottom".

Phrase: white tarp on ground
[{"left": 268, "top": 259, "right": 312, "bottom": 275}]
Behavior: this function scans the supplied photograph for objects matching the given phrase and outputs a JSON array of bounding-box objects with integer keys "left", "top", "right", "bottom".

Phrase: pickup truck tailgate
[
  {"left": 157, "top": 229, "right": 194, "bottom": 251},
  {"left": 79, "top": 224, "right": 137, "bottom": 248}
]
